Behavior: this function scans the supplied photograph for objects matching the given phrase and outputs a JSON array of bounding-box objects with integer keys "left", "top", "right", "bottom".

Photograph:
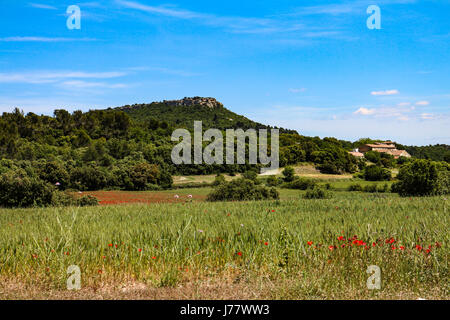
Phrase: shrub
[
  {"left": 363, "top": 184, "right": 378, "bottom": 193},
  {"left": 377, "top": 183, "right": 390, "bottom": 193},
  {"left": 303, "top": 187, "right": 331, "bottom": 199},
  {"left": 207, "top": 178, "right": 279, "bottom": 202},
  {"left": 242, "top": 170, "right": 258, "bottom": 181},
  {"left": 212, "top": 174, "right": 226, "bottom": 186},
  {"left": 38, "top": 160, "right": 70, "bottom": 188},
  {"left": 348, "top": 183, "right": 363, "bottom": 191},
  {"left": 70, "top": 166, "right": 108, "bottom": 191},
  {"left": 77, "top": 195, "right": 99, "bottom": 207},
  {"left": 282, "top": 166, "right": 295, "bottom": 182},
  {"left": 284, "top": 177, "right": 316, "bottom": 190},
  {"left": 128, "top": 162, "right": 160, "bottom": 191},
  {"left": 363, "top": 165, "right": 391, "bottom": 181},
  {"left": 364, "top": 150, "right": 381, "bottom": 164},
  {"left": 0, "top": 171, "right": 56, "bottom": 208},
  {"left": 317, "top": 161, "right": 340, "bottom": 174},
  {"left": 392, "top": 159, "right": 449, "bottom": 196},
  {"left": 266, "top": 175, "right": 279, "bottom": 187}
]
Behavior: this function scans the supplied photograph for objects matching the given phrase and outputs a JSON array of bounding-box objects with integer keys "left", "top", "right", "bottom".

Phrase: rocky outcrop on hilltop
[{"left": 162, "top": 97, "right": 223, "bottom": 109}]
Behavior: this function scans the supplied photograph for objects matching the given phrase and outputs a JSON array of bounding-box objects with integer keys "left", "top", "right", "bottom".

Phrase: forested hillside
[{"left": 0, "top": 97, "right": 448, "bottom": 195}]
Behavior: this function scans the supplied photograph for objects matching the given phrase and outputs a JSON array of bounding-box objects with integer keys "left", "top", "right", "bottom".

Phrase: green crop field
[{"left": 0, "top": 189, "right": 448, "bottom": 300}]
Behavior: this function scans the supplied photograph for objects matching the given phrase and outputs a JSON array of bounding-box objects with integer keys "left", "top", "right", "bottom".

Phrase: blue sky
[{"left": 0, "top": 0, "right": 449, "bottom": 145}]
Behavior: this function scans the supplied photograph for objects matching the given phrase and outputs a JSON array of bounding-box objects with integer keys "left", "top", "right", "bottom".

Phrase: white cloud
[
  {"left": 116, "top": 0, "right": 327, "bottom": 35},
  {"left": 0, "top": 71, "right": 127, "bottom": 84},
  {"left": 415, "top": 100, "right": 430, "bottom": 106},
  {"left": 397, "top": 102, "right": 411, "bottom": 106},
  {"left": 371, "top": 89, "right": 399, "bottom": 96},
  {"left": 60, "top": 81, "right": 127, "bottom": 89},
  {"left": 0, "top": 37, "right": 96, "bottom": 42},
  {"left": 354, "top": 107, "right": 376, "bottom": 115},
  {"left": 421, "top": 113, "right": 434, "bottom": 120},
  {"left": 29, "top": 3, "right": 57, "bottom": 10},
  {"left": 289, "top": 88, "right": 306, "bottom": 93}
]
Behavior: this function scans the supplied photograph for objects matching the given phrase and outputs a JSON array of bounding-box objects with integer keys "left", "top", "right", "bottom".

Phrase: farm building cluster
[{"left": 349, "top": 141, "right": 411, "bottom": 159}]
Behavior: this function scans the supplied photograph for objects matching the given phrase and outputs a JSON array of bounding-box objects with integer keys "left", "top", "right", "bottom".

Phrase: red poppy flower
[
  {"left": 307, "top": 241, "right": 313, "bottom": 246},
  {"left": 399, "top": 246, "right": 405, "bottom": 250},
  {"left": 138, "top": 248, "right": 142, "bottom": 252},
  {"left": 237, "top": 252, "right": 242, "bottom": 256},
  {"left": 328, "top": 245, "right": 335, "bottom": 251},
  {"left": 264, "top": 242, "right": 269, "bottom": 246},
  {"left": 98, "top": 269, "right": 102, "bottom": 274},
  {"left": 108, "top": 243, "right": 113, "bottom": 247},
  {"left": 152, "top": 256, "right": 156, "bottom": 259},
  {"left": 337, "top": 236, "right": 345, "bottom": 241},
  {"left": 416, "top": 245, "right": 423, "bottom": 251}
]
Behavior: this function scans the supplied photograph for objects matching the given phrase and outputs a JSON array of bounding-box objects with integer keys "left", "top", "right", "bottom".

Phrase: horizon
[{"left": 1, "top": 0, "right": 449, "bottom": 146}]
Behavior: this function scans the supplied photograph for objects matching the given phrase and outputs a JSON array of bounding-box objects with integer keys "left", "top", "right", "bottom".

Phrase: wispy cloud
[
  {"left": 115, "top": 0, "right": 312, "bottom": 35},
  {"left": 289, "top": 88, "right": 307, "bottom": 93},
  {"left": 371, "top": 89, "right": 399, "bottom": 96},
  {"left": 0, "top": 37, "right": 96, "bottom": 42},
  {"left": 354, "top": 107, "right": 376, "bottom": 115},
  {"left": 415, "top": 100, "right": 430, "bottom": 106},
  {"left": 421, "top": 113, "right": 434, "bottom": 120},
  {"left": 60, "top": 81, "right": 128, "bottom": 89},
  {"left": 292, "top": 0, "right": 417, "bottom": 16},
  {"left": 29, "top": 3, "right": 57, "bottom": 10},
  {"left": 0, "top": 71, "right": 127, "bottom": 84}
]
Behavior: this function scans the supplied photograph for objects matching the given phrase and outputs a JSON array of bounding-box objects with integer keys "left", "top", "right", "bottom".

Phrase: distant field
[
  {"left": 0, "top": 191, "right": 447, "bottom": 300},
  {"left": 77, "top": 179, "right": 394, "bottom": 205},
  {"left": 172, "top": 165, "right": 356, "bottom": 186}
]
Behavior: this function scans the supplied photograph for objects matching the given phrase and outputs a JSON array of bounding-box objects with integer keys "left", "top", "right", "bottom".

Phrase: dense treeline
[{"left": 1, "top": 103, "right": 448, "bottom": 197}]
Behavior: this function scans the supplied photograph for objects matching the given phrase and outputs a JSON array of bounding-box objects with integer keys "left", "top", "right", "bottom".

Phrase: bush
[
  {"left": 212, "top": 174, "right": 226, "bottom": 186},
  {"left": 303, "top": 187, "right": 331, "bottom": 199},
  {"left": 392, "top": 159, "right": 449, "bottom": 196},
  {"left": 207, "top": 178, "right": 279, "bottom": 202},
  {"left": 348, "top": 183, "right": 363, "bottom": 191},
  {"left": 364, "top": 150, "right": 381, "bottom": 164},
  {"left": 70, "top": 166, "right": 108, "bottom": 191},
  {"left": 282, "top": 166, "right": 295, "bottom": 182},
  {"left": 283, "top": 177, "right": 316, "bottom": 190},
  {"left": 242, "top": 170, "right": 258, "bottom": 181},
  {"left": 266, "top": 175, "right": 279, "bottom": 187},
  {"left": 38, "top": 160, "right": 70, "bottom": 188},
  {"left": 76, "top": 195, "right": 99, "bottom": 207},
  {"left": 317, "top": 161, "right": 340, "bottom": 174},
  {"left": 363, "top": 184, "right": 378, "bottom": 193},
  {"left": 0, "top": 171, "right": 56, "bottom": 208},
  {"left": 377, "top": 183, "right": 390, "bottom": 193},
  {"left": 363, "top": 165, "right": 391, "bottom": 181},
  {"left": 128, "top": 162, "right": 160, "bottom": 191}
]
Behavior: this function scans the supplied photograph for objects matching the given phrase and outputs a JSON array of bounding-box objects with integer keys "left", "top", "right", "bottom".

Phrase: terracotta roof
[{"left": 366, "top": 144, "right": 396, "bottom": 149}]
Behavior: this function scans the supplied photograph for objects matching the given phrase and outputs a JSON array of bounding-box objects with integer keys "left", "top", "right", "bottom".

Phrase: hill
[{"left": 116, "top": 97, "right": 297, "bottom": 134}]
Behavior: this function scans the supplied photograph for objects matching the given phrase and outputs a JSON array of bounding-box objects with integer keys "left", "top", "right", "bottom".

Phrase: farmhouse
[{"left": 356, "top": 141, "right": 411, "bottom": 159}]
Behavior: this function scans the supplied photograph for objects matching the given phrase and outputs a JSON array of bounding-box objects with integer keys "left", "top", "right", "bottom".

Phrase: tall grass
[{"left": 0, "top": 191, "right": 448, "bottom": 299}]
